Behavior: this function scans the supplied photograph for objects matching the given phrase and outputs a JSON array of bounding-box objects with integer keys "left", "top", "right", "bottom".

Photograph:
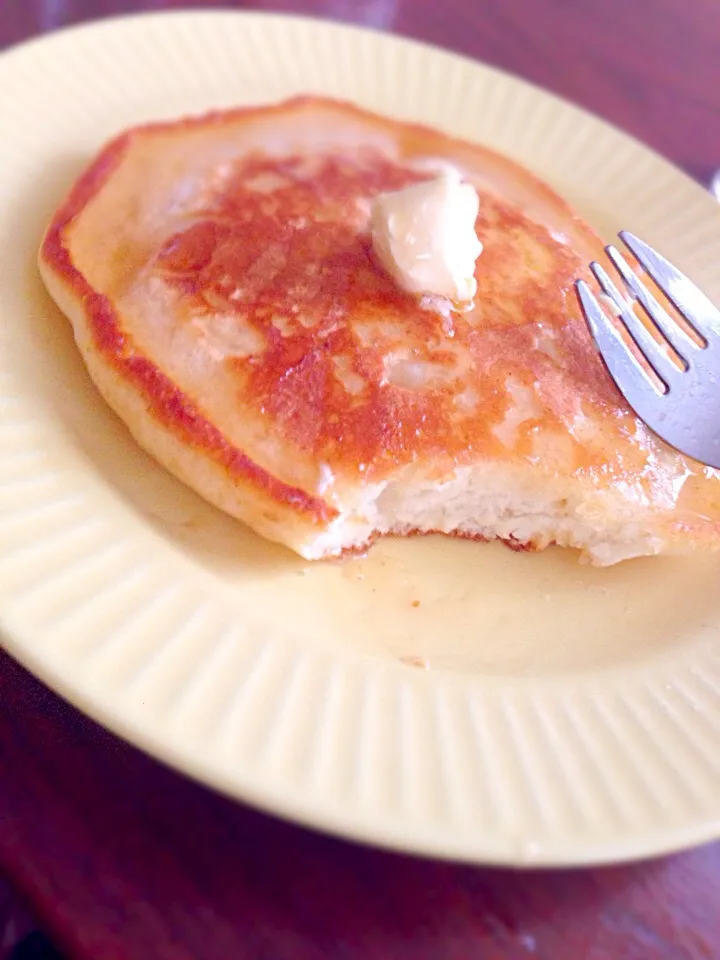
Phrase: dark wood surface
[
  {"left": 2, "top": 1, "right": 720, "bottom": 958},
  {"left": 2, "top": 651, "right": 720, "bottom": 960},
  {"left": 4, "top": 0, "right": 720, "bottom": 183}
]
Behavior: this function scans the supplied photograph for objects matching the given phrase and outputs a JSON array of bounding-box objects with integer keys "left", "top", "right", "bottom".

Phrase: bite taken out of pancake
[{"left": 38, "top": 95, "right": 720, "bottom": 565}]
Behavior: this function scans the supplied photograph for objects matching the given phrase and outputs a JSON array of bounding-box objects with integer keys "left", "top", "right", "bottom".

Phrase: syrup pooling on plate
[{"left": 154, "top": 146, "right": 701, "bottom": 513}]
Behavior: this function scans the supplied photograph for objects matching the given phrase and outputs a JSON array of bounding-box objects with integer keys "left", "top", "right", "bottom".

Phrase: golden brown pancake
[{"left": 38, "top": 96, "right": 720, "bottom": 563}]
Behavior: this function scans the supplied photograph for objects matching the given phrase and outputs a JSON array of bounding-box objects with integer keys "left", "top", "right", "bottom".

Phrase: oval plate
[{"left": 1, "top": 11, "right": 719, "bottom": 866}]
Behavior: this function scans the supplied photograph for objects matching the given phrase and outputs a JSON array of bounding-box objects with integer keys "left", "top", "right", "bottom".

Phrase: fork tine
[
  {"left": 620, "top": 231, "right": 719, "bottom": 342},
  {"left": 575, "top": 280, "right": 664, "bottom": 397},
  {"left": 589, "top": 261, "right": 682, "bottom": 388},
  {"left": 604, "top": 245, "right": 698, "bottom": 361}
]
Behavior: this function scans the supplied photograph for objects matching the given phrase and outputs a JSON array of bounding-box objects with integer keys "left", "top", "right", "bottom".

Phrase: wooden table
[{"left": 2, "top": 2, "right": 720, "bottom": 958}]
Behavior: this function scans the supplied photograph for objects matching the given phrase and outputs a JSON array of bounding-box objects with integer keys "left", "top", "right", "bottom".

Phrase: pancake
[{"left": 38, "top": 95, "right": 720, "bottom": 564}]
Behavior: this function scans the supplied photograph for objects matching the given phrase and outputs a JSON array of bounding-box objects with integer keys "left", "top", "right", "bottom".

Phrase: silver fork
[{"left": 575, "top": 231, "right": 720, "bottom": 468}]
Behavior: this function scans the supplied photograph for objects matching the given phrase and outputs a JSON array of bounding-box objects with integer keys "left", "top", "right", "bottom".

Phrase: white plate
[{"left": 1, "top": 11, "right": 720, "bottom": 866}]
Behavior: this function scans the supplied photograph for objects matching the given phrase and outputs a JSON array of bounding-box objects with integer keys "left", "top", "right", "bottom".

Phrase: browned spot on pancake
[
  {"left": 41, "top": 134, "right": 332, "bottom": 522},
  {"left": 153, "top": 147, "right": 620, "bottom": 482},
  {"left": 338, "top": 528, "right": 547, "bottom": 560}
]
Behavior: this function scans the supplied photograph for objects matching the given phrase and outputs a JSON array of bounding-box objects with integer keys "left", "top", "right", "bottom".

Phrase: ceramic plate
[{"left": 1, "top": 11, "right": 719, "bottom": 866}]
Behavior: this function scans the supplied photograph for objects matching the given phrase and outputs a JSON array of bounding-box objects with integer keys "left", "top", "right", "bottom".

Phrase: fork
[{"left": 575, "top": 232, "right": 720, "bottom": 468}]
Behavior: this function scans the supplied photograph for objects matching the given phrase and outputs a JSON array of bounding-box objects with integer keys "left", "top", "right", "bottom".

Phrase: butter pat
[{"left": 370, "top": 168, "right": 482, "bottom": 309}]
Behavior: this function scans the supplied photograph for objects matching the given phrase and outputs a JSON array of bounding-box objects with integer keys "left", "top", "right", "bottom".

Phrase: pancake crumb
[{"left": 400, "top": 654, "right": 429, "bottom": 669}]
